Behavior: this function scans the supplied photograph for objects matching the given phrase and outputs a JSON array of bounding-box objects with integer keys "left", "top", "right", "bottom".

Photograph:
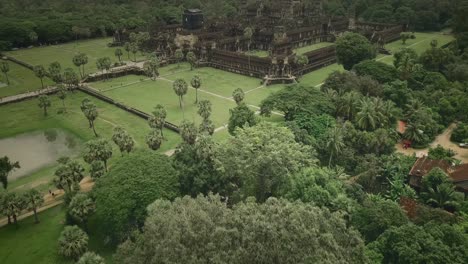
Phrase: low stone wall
[
  {"left": 83, "top": 66, "right": 145, "bottom": 82},
  {"left": 78, "top": 85, "right": 180, "bottom": 133}
]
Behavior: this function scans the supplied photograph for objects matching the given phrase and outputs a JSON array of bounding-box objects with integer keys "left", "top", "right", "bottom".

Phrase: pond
[{"left": 0, "top": 130, "right": 80, "bottom": 180}]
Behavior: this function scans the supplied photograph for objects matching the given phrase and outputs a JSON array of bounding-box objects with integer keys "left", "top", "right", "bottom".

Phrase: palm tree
[
  {"left": 38, "top": 95, "right": 51, "bottom": 116},
  {"left": 326, "top": 126, "right": 345, "bottom": 167},
  {"left": 424, "top": 183, "right": 460, "bottom": 211},
  {"left": 403, "top": 122, "right": 424, "bottom": 143},
  {"left": 1, "top": 61, "right": 10, "bottom": 85},
  {"left": 197, "top": 100, "right": 212, "bottom": 120},
  {"left": 146, "top": 129, "right": 163, "bottom": 150},
  {"left": 180, "top": 120, "right": 198, "bottom": 145},
  {"left": 115, "top": 48, "right": 123, "bottom": 63},
  {"left": 404, "top": 99, "right": 424, "bottom": 119},
  {"left": 24, "top": 188, "right": 44, "bottom": 224},
  {"left": 173, "top": 79, "right": 188, "bottom": 112},
  {"left": 1, "top": 192, "right": 25, "bottom": 226},
  {"left": 77, "top": 252, "right": 105, "bottom": 264},
  {"left": 356, "top": 97, "right": 379, "bottom": 130},
  {"left": 232, "top": 88, "right": 245, "bottom": 105},
  {"left": 191, "top": 75, "right": 202, "bottom": 103},
  {"left": 33, "top": 65, "right": 47, "bottom": 89},
  {"left": 58, "top": 225, "right": 88, "bottom": 260},
  {"left": 244, "top": 26, "right": 254, "bottom": 69},
  {"left": 337, "top": 91, "right": 360, "bottom": 120},
  {"left": 57, "top": 84, "right": 67, "bottom": 112},
  {"left": 68, "top": 193, "right": 95, "bottom": 230},
  {"left": 150, "top": 104, "right": 167, "bottom": 139}
]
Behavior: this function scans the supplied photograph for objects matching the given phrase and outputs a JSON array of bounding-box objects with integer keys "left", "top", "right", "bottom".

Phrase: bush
[
  {"left": 352, "top": 60, "right": 399, "bottom": 84},
  {"left": 451, "top": 123, "right": 468, "bottom": 143},
  {"left": 92, "top": 149, "right": 179, "bottom": 242}
]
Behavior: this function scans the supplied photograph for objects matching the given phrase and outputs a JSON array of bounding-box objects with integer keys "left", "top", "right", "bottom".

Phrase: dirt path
[
  {"left": 0, "top": 177, "right": 94, "bottom": 228},
  {"left": 396, "top": 123, "right": 468, "bottom": 163}
]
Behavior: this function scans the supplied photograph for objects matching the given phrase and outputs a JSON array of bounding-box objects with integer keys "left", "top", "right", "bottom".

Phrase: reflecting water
[{"left": 0, "top": 130, "right": 79, "bottom": 180}]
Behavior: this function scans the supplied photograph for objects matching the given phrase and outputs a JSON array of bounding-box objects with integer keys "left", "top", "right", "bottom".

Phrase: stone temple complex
[{"left": 114, "top": 0, "right": 404, "bottom": 85}]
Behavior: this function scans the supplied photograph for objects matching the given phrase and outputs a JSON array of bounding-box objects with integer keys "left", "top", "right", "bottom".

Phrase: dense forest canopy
[{"left": 0, "top": 0, "right": 461, "bottom": 49}]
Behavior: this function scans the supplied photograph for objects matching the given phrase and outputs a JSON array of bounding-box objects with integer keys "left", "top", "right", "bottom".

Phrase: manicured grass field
[
  {"left": 90, "top": 66, "right": 264, "bottom": 127},
  {"left": 0, "top": 61, "right": 53, "bottom": 98},
  {"left": 0, "top": 204, "right": 114, "bottom": 264},
  {"left": 378, "top": 32, "right": 455, "bottom": 64},
  {"left": 294, "top": 42, "right": 335, "bottom": 55},
  {"left": 5, "top": 38, "right": 144, "bottom": 75},
  {"left": 0, "top": 91, "right": 180, "bottom": 192}
]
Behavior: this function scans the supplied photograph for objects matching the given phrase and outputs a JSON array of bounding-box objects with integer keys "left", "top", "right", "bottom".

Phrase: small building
[{"left": 409, "top": 156, "right": 468, "bottom": 194}]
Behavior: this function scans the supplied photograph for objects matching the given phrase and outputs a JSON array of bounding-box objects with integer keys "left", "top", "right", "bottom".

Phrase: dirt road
[
  {"left": 396, "top": 123, "right": 468, "bottom": 163},
  {"left": 0, "top": 177, "right": 94, "bottom": 228}
]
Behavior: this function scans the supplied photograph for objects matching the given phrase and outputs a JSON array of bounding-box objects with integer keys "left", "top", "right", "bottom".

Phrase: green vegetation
[
  {"left": 294, "top": 42, "right": 334, "bottom": 55},
  {"left": 0, "top": 61, "right": 53, "bottom": 97}
]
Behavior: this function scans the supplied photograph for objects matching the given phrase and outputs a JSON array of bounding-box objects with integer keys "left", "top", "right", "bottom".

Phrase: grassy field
[
  {"left": 0, "top": 91, "right": 180, "bottom": 193},
  {"left": 0, "top": 204, "right": 114, "bottom": 264},
  {"left": 0, "top": 61, "right": 53, "bottom": 98},
  {"left": 294, "top": 42, "right": 335, "bottom": 55},
  {"left": 245, "top": 50, "right": 270, "bottom": 57},
  {"left": 5, "top": 38, "right": 143, "bottom": 74},
  {"left": 90, "top": 65, "right": 264, "bottom": 127},
  {"left": 378, "top": 32, "right": 455, "bottom": 64}
]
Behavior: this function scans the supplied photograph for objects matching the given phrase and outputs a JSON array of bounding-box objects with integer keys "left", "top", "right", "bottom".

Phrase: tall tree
[
  {"left": 198, "top": 99, "right": 214, "bottom": 135},
  {"left": 24, "top": 188, "right": 44, "bottom": 224},
  {"left": 33, "top": 65, "right": 47, "bottom": 89},
  {"left": 0, "top": 156, "right": 20, "bottom": 189},
  {"left": 38, "top": 95, "right": 51, "bottom": 116},
  {"left": 83, "top": 139, "right": 113, "bottom": 172},
  {"left": 114, "top": 48, "right": 123, "bottom": 63},
  {"left": 72, "top": 53, "right": 88, "bottom": 78},
  {"left": 420, "top": 168, "right": 460, "bottom": 211},
  {"left": 172, "top": 78, "right": 188, "bottom": 112},
  {"left": 180, "top": 120, "right": 198, "bottom": 145},
  {"left": 174, "top": 49, "right": 184, "bottom": 68},
  {"left": 216, "top": 122, "right": 315, "bottom": 202},
  {"left": 80, "top": 99, "right": 99, "bottom": 137},
  {"left": 1, "top": 192, "right": 25, "bottom": 227},
  {"left": 77, "top": 252, "right": 105, "bottom": 264},
  {"left": 48, "top": 61, "right": 62, "bottom": 83},
  {"left": 112, "top": 126, "right": 135, "bottom": 156},
  {"left": 57, "top": 84, "right": 67, "bottom": 112},
  {"left": 53, "top": 158, "right": 85, "bottom": 195},
  {"left": 146, "top": 129, "right": 163, "bottom": 151},
  {"left": 123, "top": 42, "right": 131, "bottom": 60},
  {"left": 190, "top": 75, "right": 201, "bottom": 103},
  {"left": 326, "top": 126, "right": 345, "bottom": 167},
  {"left": 232, "top": 88, "right": 245, "bottom": 105},
  {"left": 68, "top": 193, "right": 95, "bottom": 230},
  {"left": 148, "top": 104, "right": 167, "bottom": 139},
  {"left": 1, "top": 60, "right": 10, "bottom": 85},
  {"left": 228, "top": 103, "right": 257, "bottom": 135},
  {"left": 115, "top": 195, "right": 366, "bottom": 263},
  {"left": 63, "top": 68, "right": 79, "bottom": 89},
  {"left": 58, "top": 225, "right": 88, "bottom": 261},
  {"left": 130, "top": 43, "right": 138, "bottom": 62},
  {"left": 89, "top": 161, "right": 105, "bottom": 180},
  {"left": 186, "top": 51, "right": 197, "bottom": 70},
  {"left": 335, "top": 32, "right": 376, "bottom": 70},
  {"left": 244, "top": 26, "right": 254, "bottom": 69},
  {"left": 96, "top": 57, "right": 111, "bottom": 81}
]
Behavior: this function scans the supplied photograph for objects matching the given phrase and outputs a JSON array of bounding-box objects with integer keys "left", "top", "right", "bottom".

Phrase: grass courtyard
[
  {"left": 294, "top": 42, "right": 335, "bottom": 55},
  {"left": 0, "top": 61, "right": 53, "bottom": 98},
  {"left": 89, "top": 64, "right": 267, "bottom": 128},
  {"left": 5, "top": 38, "right": 142, "bottom": 74}
]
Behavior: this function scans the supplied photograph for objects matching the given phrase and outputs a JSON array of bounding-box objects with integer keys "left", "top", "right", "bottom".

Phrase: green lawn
[
  {"left": 5, "top": 38, "right": 144, "bottom": 75},
  {"left": 294, "top": 42, "right": 335, "bottom": 55},
  {"left": 0, "top": 204, "right": 114, "bottom": 264},
  {"left": 0, "top": 61, "right": 53, "bottom": 98},
  {"left": 0, "top": 91, "right": 180, "bottom": 193},
  {"left": 90, "top": 66, "right": 263, "bottom": 127},
  {"left": 378, "top": 32, "right": 455, "bottom": 64}
]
